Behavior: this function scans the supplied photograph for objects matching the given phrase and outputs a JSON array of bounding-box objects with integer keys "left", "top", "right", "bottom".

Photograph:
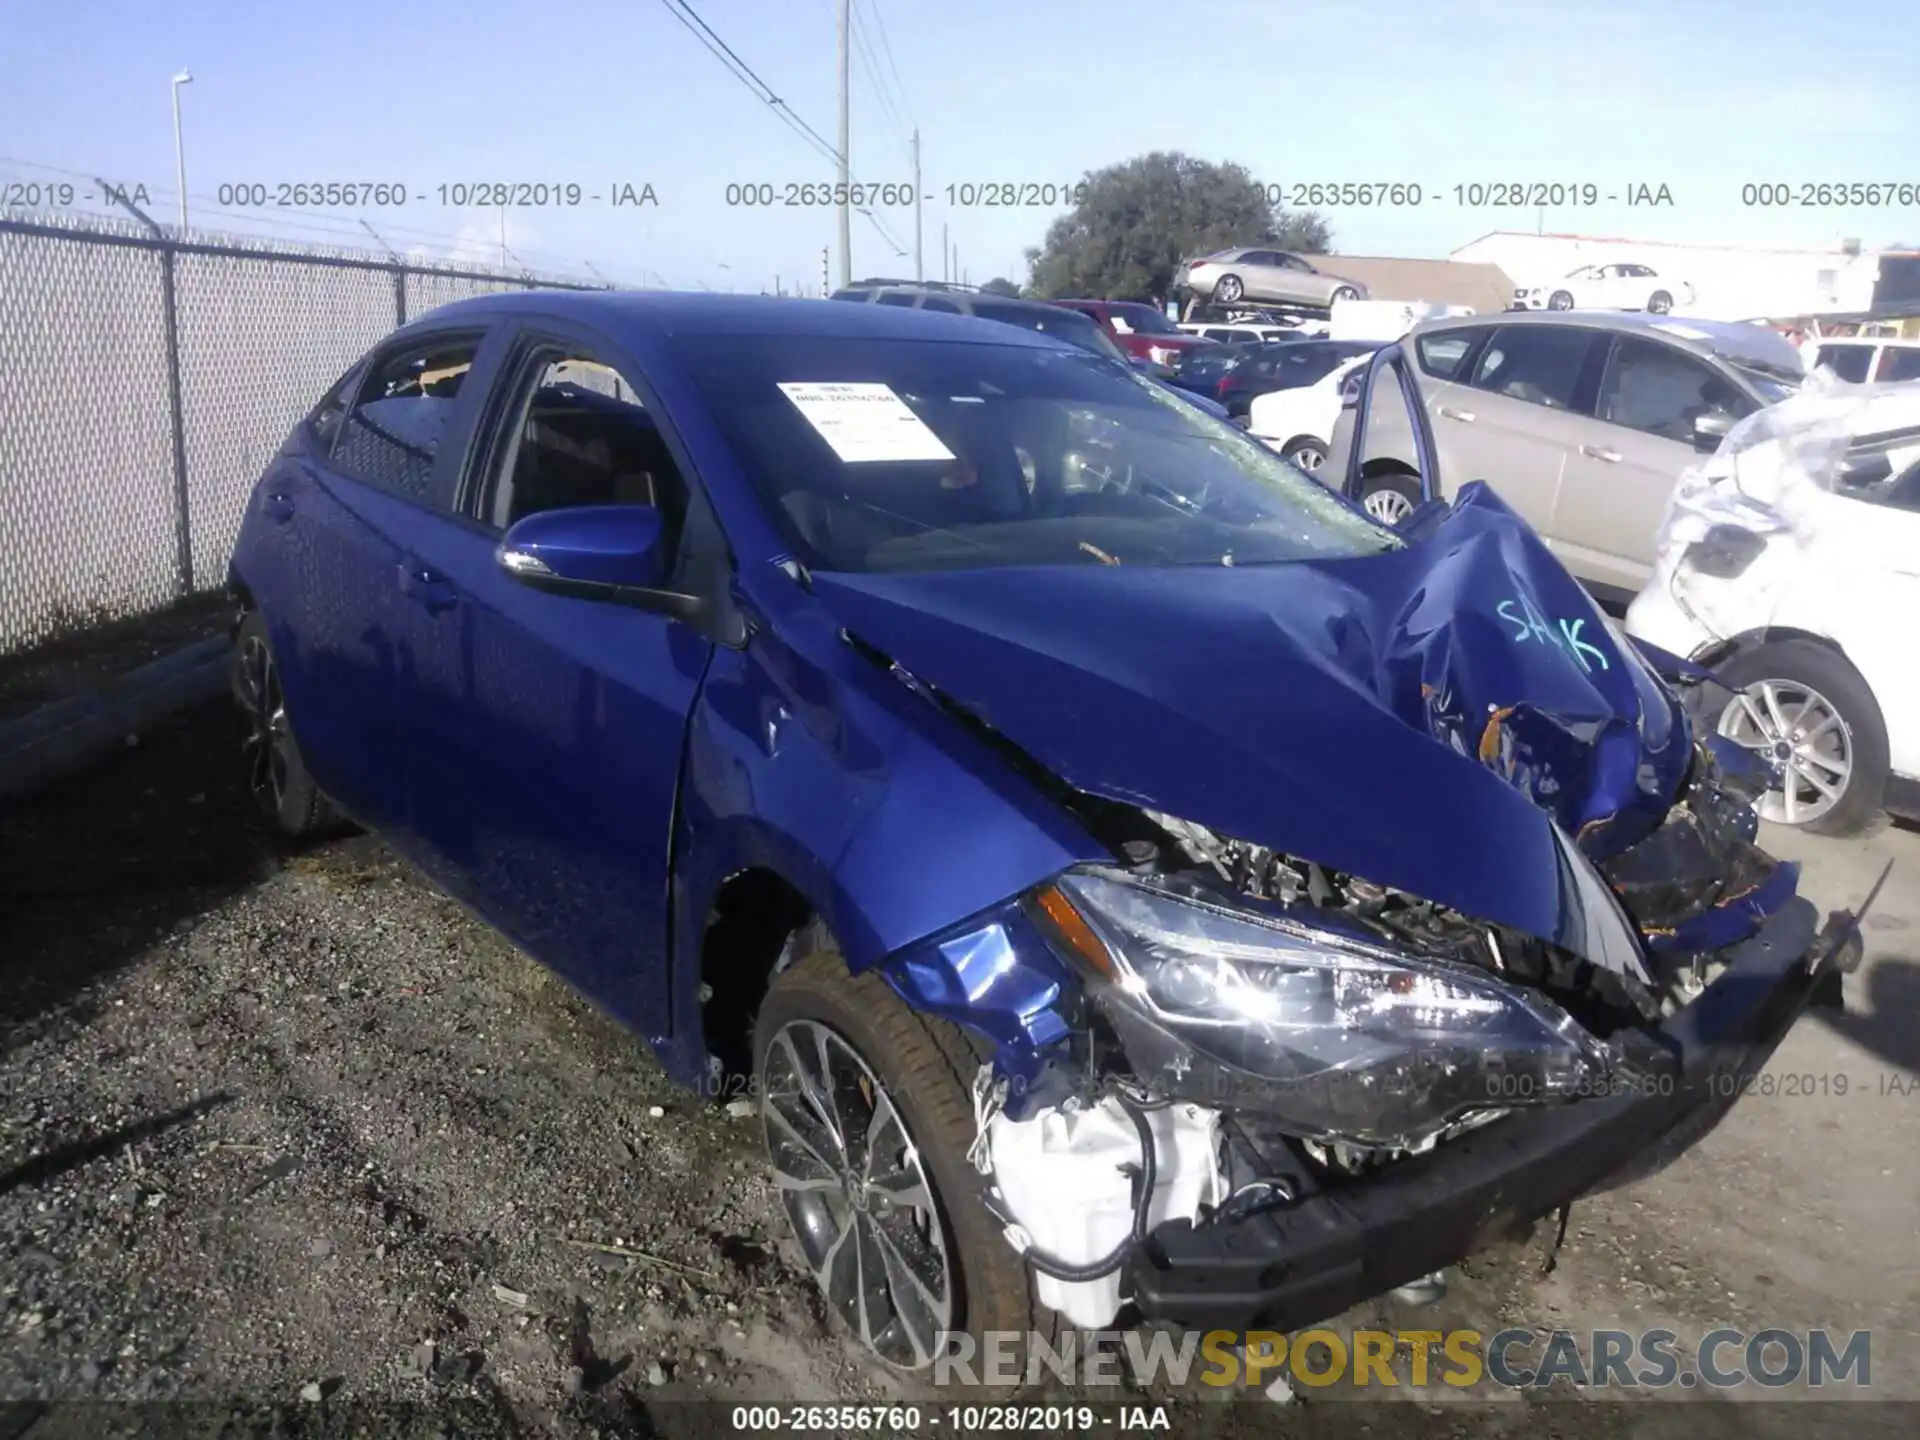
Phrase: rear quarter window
[{"left": 1415, "top": 329, "right": 1484, "bottom": 380}]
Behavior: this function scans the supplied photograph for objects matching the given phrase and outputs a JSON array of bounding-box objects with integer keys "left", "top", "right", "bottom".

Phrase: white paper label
[
  {"left": 1652, "top": 322, "right": 1712, "bottom": 341},
  {"left": 777, "top": 382, "right": 957, "bottom": 463}
]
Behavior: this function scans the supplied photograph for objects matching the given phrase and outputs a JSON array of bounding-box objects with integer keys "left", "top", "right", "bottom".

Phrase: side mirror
[
  {"left": 1691, "top": 410, "right": 1735, "bottom": 449},
  {"left": 497, "top": 505, "right": 686, "bottom": 610}
]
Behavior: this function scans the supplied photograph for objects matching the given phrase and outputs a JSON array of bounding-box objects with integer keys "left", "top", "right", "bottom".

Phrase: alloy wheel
[
  {"left": 1717, "top": 678, "right": 1853, "bottom": 826},
  {"left": 761, "top": 1020, "right": 954, "bottom": 1371},
  {"left": 1288, "top": 443, "right": 1326, "bottom": 471},
  {"left": 1362, "top": 487, "right": 1415, "bottom": 524},
  {"left": 237, "top": 634, "right": 292, "bottom": 816}
]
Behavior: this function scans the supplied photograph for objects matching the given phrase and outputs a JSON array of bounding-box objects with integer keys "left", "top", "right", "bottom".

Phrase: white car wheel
[{"left": 1283, "top": 439, "right": 1327, "bottom": 471}]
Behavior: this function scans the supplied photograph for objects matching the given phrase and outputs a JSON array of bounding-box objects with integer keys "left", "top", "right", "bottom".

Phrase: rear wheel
[
  {"left": 1282, "top": 436, "right": 1328, "bottom": 472},
  {"left": 233, "top": 611, "right": 345, "bottom": 840},
  {"left": 1648, "top": 290, "right": 1674, "bottom": 314},
  {"left": 1548, "top": 290, "right": 1575, "bottom": 311},
  {"left": 1331, "top": 285, "right": 1359, "bottom": 304},
  {"left": 1214, "top": 273, "right": 1245, "bottom": 305},
  {"left": 1713, "top": 640, "right": 1888, "bottom": 835},
  {"left": 1358, "top": 471, "right": 1422, "bottom": 525},
  {"left": 754, "top": 924, "right": 1051, "bottom": 1386}
]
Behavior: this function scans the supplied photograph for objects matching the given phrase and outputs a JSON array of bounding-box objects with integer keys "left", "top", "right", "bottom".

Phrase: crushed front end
[
  {"left": 876, "top": 686, "right": 1865, "bottom": 1335},
  {"left": 842, "top": 487, "right": 1869, "bottom": 1334}
]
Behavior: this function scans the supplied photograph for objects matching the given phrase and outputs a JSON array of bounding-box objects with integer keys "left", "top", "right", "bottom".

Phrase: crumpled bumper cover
[{"left": 1125, "top": 895, "right": 1860, "bottom": 1332}]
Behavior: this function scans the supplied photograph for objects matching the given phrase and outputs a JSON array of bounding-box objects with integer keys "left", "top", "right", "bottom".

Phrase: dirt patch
[
  {"left": 0, "top": 592, "right": 231, "bottom": 723},
  {"left": 2, "top": 709, "right": 1916, "bottom": 1437}
]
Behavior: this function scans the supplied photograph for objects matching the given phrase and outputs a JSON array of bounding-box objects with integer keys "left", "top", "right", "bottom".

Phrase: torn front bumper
[{"left": 1124, "top": 895, "right": 1862, "bottom": 1332}]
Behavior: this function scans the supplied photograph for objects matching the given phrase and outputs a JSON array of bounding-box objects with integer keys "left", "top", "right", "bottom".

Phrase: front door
[{"left": 390, "top": 327, "right": 713, "bottom": 1033}]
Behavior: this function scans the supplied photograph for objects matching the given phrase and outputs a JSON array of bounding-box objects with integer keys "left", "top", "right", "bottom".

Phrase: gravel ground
[{"left": 4, "top": 698, "right": 1918, "bottom": 1438}]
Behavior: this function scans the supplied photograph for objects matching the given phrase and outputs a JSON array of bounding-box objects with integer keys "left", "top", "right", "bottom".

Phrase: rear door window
[
  {"left": 1814, "top": 344, "right": 1874, "bottom": 383},
  {"left": 919, "top": 297, "right": 962, "bottom": 313},
  {"left": 1875, "top": 348, "right": 1920, "bottom": 382},
  {"left": 1468, "top": 326, "right": 1600, "bottom": 411},
  {"left": 876, "top": 293, "right": 919, "bottom": 307},
  {"left": 1415, "top": 329, "right": 1488, "bottom": 380},
  {"left": 331, "top": 333, "right": 484, "bottom": 504}
]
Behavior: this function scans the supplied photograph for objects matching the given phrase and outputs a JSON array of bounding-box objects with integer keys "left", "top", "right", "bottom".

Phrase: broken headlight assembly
[{"left": 1032, "top": 866, "right": 1615, "bottom": 1151}]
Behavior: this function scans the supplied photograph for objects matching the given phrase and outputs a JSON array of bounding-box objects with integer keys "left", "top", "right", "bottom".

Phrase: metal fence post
[
  {"left": 100, "top": 181, "right": 195, "bottom": 596},
  {"left": 394, "top": 265, "right": 407, "bottom": 327},
  {"left": 158, "top": 244, "right": 194, "bottom": 594}
]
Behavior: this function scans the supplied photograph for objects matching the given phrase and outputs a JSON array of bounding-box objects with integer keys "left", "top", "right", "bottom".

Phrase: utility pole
[
  {"left": 822, "top": 246, "right": 829, "bottom": 296},
  {"left": 941, "top": 222, "right": 949, "bottom": 282},
  {"left": 952, "top": 240, "right": 959, "bottom": 286},
  {"left": 835, "top": 0, "right": 852, "bottom": 290},
  {"left": 912, "top": 129, "right": 923, "bottom": 282},
  {"left": 499, "top": 205, "right": 507, "bottom": 269}
]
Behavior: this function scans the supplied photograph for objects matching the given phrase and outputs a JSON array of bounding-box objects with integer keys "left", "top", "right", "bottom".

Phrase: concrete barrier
[{"left": 0, "top": 637, "right": 231, "bottom": 797}]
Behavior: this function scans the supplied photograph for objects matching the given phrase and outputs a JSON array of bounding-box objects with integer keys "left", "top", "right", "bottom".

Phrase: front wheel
[
  {"left": 1548, "top": 290, "right": 1575, "bottom": 311},
  {"left": 1713, "top": 640, "right": 1889, "bottom": 835},
  {"left": 754, "top": 925, "right": 1051, "bottom": 1384},
  {"left": 1331, "top": 285, "right": 1359, "bottom": 304},
  {"left": 1647, "top": 290, "right": 1674, "bottom": 314},
  {"left": 1213, "top": 273, "right": 1244, "bottom": 304},
  {"left": 1358, "top": 471, "right": 1422, "bottom": 525}
]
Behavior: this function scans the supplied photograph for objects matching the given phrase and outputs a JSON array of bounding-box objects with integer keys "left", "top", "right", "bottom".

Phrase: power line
[
  {"left": 849, "top": 1, "right": 906, "bottom": 142},
  {"left": 657, "top": 0, "right": 843, "bottom": 168},
  {"left": 855, "top": 0, "right": 915, "bottom": 132},
  {"left": 656, "top": 0, "right": 909, "bottom": 258}
]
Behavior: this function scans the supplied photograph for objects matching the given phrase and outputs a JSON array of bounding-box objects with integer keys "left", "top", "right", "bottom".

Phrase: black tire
[
  {"left": 1281, "top": 436, "right": 1328, "bottom": 472},
  {"left": 1647, "top": 290, "right": 1673, "bottom": 314},
  {"left": 754, "top": 923, "right": 1055, "bottom": 1390},
  {"left": 1713, "top": 639, "right": 1889, "bottom": 836},
  {"left": 232, "top": 610, "right": 347, "bottom": 841},
  {"left": 1331, "top": 285, "right": 1359, "bottom": 303},
  {"left": 1358, "top": 470, "right": 1422, "bottom": 526},
  {"left": 1213, "top": 273, "right": 1244, "bottom": 304},
  {"left": 1548, "top": 290, "right": 1575, "bottom": 311}
]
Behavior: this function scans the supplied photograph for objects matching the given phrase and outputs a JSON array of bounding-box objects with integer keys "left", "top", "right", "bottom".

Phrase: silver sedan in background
[{"left": 1177, "top": 248, "right": 1370, "bottom": 309}]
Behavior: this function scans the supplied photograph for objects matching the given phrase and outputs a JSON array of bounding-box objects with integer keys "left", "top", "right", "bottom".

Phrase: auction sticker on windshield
[{"left": 777, "top": 381, "right": 957, "bottom": 463}]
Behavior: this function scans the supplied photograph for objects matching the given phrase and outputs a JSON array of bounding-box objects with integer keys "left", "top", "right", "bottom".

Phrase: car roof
[
  {"left": 1413, "top": 308, "right": 1804, "bottom": 374},
  {"left": 390, "top": 288, "right": 1063, "bottom": 349}
]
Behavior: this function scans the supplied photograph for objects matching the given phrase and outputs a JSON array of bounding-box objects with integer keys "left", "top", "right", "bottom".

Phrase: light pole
[{"left": 170, "top": 71, "right": 192, "bottom": 232}]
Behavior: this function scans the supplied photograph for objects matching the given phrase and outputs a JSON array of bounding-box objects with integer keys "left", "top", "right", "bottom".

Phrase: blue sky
[{"left": 3, "top": 0, "right": 1917, "bottom": 290}]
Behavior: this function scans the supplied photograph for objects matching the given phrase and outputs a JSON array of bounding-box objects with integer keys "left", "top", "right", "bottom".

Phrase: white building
[{"left": 1448, "top": 230, "right": 1891, "bottom": 321}]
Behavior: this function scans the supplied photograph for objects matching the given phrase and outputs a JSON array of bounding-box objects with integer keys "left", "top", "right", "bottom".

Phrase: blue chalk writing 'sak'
[{"left": 1497, "top": 595, "right": 1611, "bottom": 675}]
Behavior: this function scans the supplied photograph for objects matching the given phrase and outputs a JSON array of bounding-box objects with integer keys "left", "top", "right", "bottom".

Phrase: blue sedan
[{"left": 229, "top": 291, "right": 1851, "bottom": 1380}]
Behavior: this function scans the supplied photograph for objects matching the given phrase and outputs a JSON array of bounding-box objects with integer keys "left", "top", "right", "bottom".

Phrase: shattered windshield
[{"left": 675, "top": 333, "right": 1401, "bottom": 573}]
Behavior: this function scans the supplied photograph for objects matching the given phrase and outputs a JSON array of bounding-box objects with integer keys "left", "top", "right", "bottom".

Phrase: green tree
[
  {"left": 1024, "top": 152, "right": 1333, "bottom": 304},
  {"left": 978, "top": 276, "right": 1021, "bottom": 297}
]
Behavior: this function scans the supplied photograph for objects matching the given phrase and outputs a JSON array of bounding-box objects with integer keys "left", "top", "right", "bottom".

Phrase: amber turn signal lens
[{"left": 1036, "top": 884, "right": 1116, "bottom": 978}]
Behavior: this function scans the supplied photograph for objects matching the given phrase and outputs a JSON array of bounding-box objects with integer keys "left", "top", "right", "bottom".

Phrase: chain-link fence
[{"left": 0, "top": 213, "right": 600, "bottom": 656}]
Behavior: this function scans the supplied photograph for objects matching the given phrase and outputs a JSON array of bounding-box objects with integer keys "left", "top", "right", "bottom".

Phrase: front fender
[{"left": 665, "top": 588, "right": 1102, "bottom": 1078}]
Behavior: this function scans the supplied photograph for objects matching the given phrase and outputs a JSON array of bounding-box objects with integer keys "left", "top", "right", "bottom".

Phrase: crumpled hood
[{"left": 810, "top": 485, "right": 1695, "bottom": 956}]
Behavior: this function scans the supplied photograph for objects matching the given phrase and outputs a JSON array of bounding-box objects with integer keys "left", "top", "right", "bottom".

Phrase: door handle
[
  {"left": 1438, "top": 406, "right": 1475, "bottom": 423},
  {"left": 261, "top": 491, "right": 295, "bottom": 523},
  {"left": 397, "top": 560, "right": 459, "bottom": 615},
  {"left": 1580, "top": 444, "right": 1623, "bottom": 463}
]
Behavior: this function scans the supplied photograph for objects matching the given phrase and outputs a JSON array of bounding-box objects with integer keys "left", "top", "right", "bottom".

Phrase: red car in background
[{"left": 1048, "top": 299, "right": 1214, "bottom": 368}]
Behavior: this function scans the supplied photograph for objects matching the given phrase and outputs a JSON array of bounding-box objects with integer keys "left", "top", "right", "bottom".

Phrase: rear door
[
  {"left": 1552, "top": 334, "right": 1758, "bottom": 593},
  {"left": 267, "top": 327, "right": 498, "bottom": 828},
  {"left": 386, "top": 318, "right": 715, "bottom": 1029},
  {"left": 1435, "top": 322, "right": 1604, "bottom": 534},
  {"left": 1813, "top": 342, "right": 1876, "bottom": 383}
]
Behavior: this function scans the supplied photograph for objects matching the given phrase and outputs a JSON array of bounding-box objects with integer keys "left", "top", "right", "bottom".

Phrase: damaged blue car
[{"left": 228, "top": 292, "right": 1865, "bottom": 1378}]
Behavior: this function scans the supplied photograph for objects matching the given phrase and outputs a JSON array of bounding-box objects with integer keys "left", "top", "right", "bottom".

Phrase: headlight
[
  {"left": 1037, "top": 867, "right": 1611, "bottom": 1149},
  {"left": 1147, "top": 344, "right": 1178, "bottom": 365}
]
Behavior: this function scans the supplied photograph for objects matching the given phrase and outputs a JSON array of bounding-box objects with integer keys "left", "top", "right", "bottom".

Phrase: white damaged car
[{"left": 1627, "top": 379, "right": 1920, "bottom": 833}]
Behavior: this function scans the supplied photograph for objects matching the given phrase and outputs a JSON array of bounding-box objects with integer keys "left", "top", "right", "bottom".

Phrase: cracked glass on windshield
[{"left": 675, "top": 333, "right": 1402, "bottom": 573}]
